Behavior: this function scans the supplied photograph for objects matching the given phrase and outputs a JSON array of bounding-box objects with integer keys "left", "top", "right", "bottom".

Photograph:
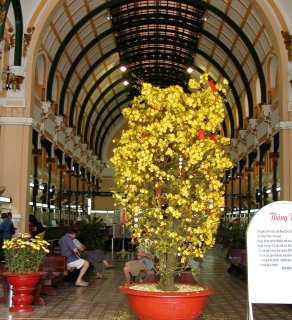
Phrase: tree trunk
[{"left": 157, "top": 249, "right": 178, "bottom": 291}]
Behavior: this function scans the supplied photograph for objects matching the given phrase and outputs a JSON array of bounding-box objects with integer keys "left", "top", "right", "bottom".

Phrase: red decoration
[
  {"left": 121, "top": 209, "right": 126, "bottom": 236},
  {"left": 157, "top": 182, "right": 161, "bottom": 200},
  {"left": 208, "top": 79, "right": 217, "bottom": 92},
  {"left": 153, "top": 105, "right": 157, "bottom": 110},
  {"left": 210, "top": 133, "right": 217, "bottom": 144},
  {"left": 121, "top": 209, "right": 126, "bottom": 224},
  {"left": 198, "top": 128, "right": 204, "bottom": 140},
  {"left": 141, "top": 131, "right": 145, "bottom": 139}
]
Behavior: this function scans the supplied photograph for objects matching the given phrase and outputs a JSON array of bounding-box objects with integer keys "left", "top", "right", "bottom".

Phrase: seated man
[
  {"left": 59, "top": 228, "right": 90, "bottom": 287},
  {"left": 73, "top": 236, "right": 114, "bottom": 279},
  {"left": 123, "top": 238, "right": 154, "bottom": 286}
]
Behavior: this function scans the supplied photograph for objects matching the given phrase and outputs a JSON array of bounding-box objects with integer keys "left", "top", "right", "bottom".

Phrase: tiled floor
[{"left": 0, "top": 245, "right": 291, "bottom": 320}]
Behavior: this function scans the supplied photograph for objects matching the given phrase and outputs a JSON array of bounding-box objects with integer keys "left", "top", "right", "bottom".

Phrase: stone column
[
  {"left": 256, "top": 161, "right": 265, "bottom": 209},
  {"left": 270, "top": 152, "right": 279, "bottom": 202},
  {"left": 278, "top": 122, "right": 292, "bottom": 201},
  {"left": 47, "top": 157, "right": 53, "bottom": 222},
  {"left": 32, "top": 149, "right": 40, "bottom": 216},
  {"left": 238, "top": 173, "right": 243, "bottom": 219},
  {"left": 245, "top": 167, "right": 254, "bottom": 223},
  {"left": 74, "top": 163, "right": 80, "bottom": 218},
  {"left": 0, "top": 121, "right": 33, "bottom": 232},
  {"left": 66, "top": 170, "right": 73, "bottom": 225}
]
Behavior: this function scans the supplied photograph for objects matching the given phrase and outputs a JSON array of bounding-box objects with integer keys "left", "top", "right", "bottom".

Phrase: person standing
[
  {"left": 59, "top": 228, "right": 90, "bottom": 287},
  {"left": 29, "top": 214, "right": 45, "bottom": 238},
  {"left": 0, "top": 212, "right": 15, "bottom": 240},
  {"left": 0, "top": 212, "right": 15, "bottom": 260}
]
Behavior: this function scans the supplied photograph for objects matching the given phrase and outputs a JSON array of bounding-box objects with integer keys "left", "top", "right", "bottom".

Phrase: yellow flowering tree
[{"left": 111, "top": 74, "right": 233, "bottom": 291}]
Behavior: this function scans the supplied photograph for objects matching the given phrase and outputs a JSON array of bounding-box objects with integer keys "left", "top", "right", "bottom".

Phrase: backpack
[{"left": 9, "top": 222, "right": 15, "bottom": 235}]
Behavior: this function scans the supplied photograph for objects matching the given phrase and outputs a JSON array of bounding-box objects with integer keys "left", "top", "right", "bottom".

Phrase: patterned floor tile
[{"left": 0, "top": 246, "right": 291, "bottom": 319}]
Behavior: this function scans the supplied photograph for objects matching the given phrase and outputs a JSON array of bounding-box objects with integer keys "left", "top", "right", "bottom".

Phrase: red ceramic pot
[
  {"left": 119, "top": 283, "right": 215, "bottom": 320},
  {"left": 3, "top": 272, "right": 42, "bottom": 312}
]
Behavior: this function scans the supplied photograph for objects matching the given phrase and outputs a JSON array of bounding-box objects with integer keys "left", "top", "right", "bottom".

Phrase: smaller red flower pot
[{"left": 3, "top": 272, "right": 42, "bottom": 313}]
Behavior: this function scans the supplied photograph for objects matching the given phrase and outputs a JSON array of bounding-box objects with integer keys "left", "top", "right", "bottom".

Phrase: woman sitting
[{"left": 73, "top": 237, "right": 114, "bottom": 279}]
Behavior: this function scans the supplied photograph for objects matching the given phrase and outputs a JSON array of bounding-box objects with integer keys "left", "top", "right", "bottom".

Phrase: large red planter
[
  {"left": 119, "top": 283, "right": 214, "bottom": 320},
  {"left": 3, "top": 272, "right": 42, "bottom": 312}
]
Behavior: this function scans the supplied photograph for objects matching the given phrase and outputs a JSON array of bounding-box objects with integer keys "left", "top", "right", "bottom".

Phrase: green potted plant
[
  {"left": 2, "top": 233, "right": 49, "bottom": 312},
  {"left": 111, "top": 74, "right": 232, "bottom": 319},
  {"left": 223, "top": 220, "right": 248, "bottom": 275},
  {"left": 78, "top": 215, "right": 108, "bottom": 250}
]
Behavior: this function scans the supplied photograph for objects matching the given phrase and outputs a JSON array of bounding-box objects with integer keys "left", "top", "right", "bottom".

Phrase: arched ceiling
[{"left": 38, "top": 0, "right": 275, "bottom": 159}]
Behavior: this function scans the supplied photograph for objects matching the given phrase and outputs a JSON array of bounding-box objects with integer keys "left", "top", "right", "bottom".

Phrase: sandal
[
  {"left": 124, "top": 283, "right": 132, "bottom": 287},
  {"left": 75, "top": 281, "right": 89, "bottom": 287}
]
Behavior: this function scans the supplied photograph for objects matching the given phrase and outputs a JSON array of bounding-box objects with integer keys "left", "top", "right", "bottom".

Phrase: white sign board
[{"left": 247, "top": 201, "right": 292, "bottom": 318}]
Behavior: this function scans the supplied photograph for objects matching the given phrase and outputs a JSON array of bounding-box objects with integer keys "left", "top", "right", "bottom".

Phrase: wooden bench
[
  {"left": 0, "top": 264, "right": 9, "bottom": 305},
  {"left": 39, "top": 255, "right": 68, "bottom": 297},
  {"left": 0, "top": 256, "right": 69, "bottom": 306},
  {"left": 135, "top": 269, "right": 197, "bottom": 284},
  {"left": 227, "top": 248, "right": 247, "bottom": 276}
]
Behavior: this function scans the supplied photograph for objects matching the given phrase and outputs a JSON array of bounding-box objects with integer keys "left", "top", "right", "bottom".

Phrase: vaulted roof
[{"left": 37, "top": 0, "right": 274, "bottom": 159}]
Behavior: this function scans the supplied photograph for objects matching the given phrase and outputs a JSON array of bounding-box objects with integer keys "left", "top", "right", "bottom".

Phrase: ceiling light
[
  {"left": 202, "top": 15, "right": 209, "bottom": 22},
  {"left": 120, "top": 65, "right": 127, "bottom": 72},
  {"left": 266, "top": 188, "right": 272, "bottom": 194},
  {"left": 123, "top": 80, "right": 129, "bottom": 86},
  {"left": 106, "top": 13, "right": 112, "bottom": 20},
  {"left": 187, "top": 67, "right": 193, "bottom": 73},
  {"left": 0, "top": 196, "right": 12, "bottom": 203}
]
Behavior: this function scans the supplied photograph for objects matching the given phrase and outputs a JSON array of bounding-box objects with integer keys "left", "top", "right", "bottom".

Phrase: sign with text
[{"left": 247, "top": 201, "right": 292, "bottom": 318}]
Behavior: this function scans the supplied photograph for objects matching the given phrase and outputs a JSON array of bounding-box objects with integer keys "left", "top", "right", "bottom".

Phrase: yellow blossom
[{"left": 110, "top": 74, "right": 232, "bottom": 287}]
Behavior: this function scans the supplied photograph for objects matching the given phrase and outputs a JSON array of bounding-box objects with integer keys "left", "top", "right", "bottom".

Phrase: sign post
[{"left": 247, "top": 201, "right": 292, "bottom": 319}]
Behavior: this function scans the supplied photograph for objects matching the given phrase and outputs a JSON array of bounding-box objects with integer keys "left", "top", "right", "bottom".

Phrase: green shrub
[
  {"left": 223, "top": 221, "right": 248, "bottom": 250},
  {"left": 78, "top": 215, "right": 108, "bottom": 250}
]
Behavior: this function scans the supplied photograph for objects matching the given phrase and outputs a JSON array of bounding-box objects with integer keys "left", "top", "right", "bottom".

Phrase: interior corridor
[{"left": 0, "top": 245, "right": 291, "bottom": 320}]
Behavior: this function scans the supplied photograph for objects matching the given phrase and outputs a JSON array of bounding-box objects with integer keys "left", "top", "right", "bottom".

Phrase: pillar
[
  {"left": 278, "top": 123, "right": 292, "bottom": 201},
  {"left": 0, "top": 122, "right": 32, "bottom": 232},
  {"left": 270, "top": 152, "right": 279, "bottom": 202},
  {"left": 256, "top": 161, "right": 265, "bottom": 209}
]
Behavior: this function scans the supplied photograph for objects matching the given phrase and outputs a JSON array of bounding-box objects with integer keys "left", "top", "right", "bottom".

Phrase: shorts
[
  {"left": 127, "top": 260, "right": 147, "bottom": 276},
  {"left": 68, "top": 258, "right": 86, "bottom": 270}
]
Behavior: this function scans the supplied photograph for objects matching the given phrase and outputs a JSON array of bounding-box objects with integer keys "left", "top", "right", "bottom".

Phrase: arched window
[
  {"left": 254, "top": 76, "right": 261, "bottom": 117},
  {"left": 35, "top": 53, "right": 47, "bottom": 100},
  {"left": 241, "top": 92, "right": 249, "bottom": 127},
  {"left": 64, "top": 91, "right": 71, "bottom": 127},
  {"left": 52, "top": 75, "right": 60, "bottom": 114},
  {"left": 266, "top": 55, "right": 278, "bottom": 103}
]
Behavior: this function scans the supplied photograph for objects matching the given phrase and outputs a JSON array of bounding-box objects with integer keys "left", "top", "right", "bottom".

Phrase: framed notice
[{"left": 247, "top": 201, "right": 292, "bottom": 319}]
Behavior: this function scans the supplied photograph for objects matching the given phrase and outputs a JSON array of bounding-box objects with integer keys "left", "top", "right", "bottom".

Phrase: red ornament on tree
[
  {"left": 157, "top": 182, "right": 161, "bottom": 200},
  {"left": 121, "top": 209, "right": 126, "bottom": 236},
  {"left": 208, "top": 79, "right": 217, "bottom": 92},
  {"left": 198, "top": 128, "right": 204, "bottom": 140},
  {"left": 210, "top": 133, "right": 217, "bottom": 144}
]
